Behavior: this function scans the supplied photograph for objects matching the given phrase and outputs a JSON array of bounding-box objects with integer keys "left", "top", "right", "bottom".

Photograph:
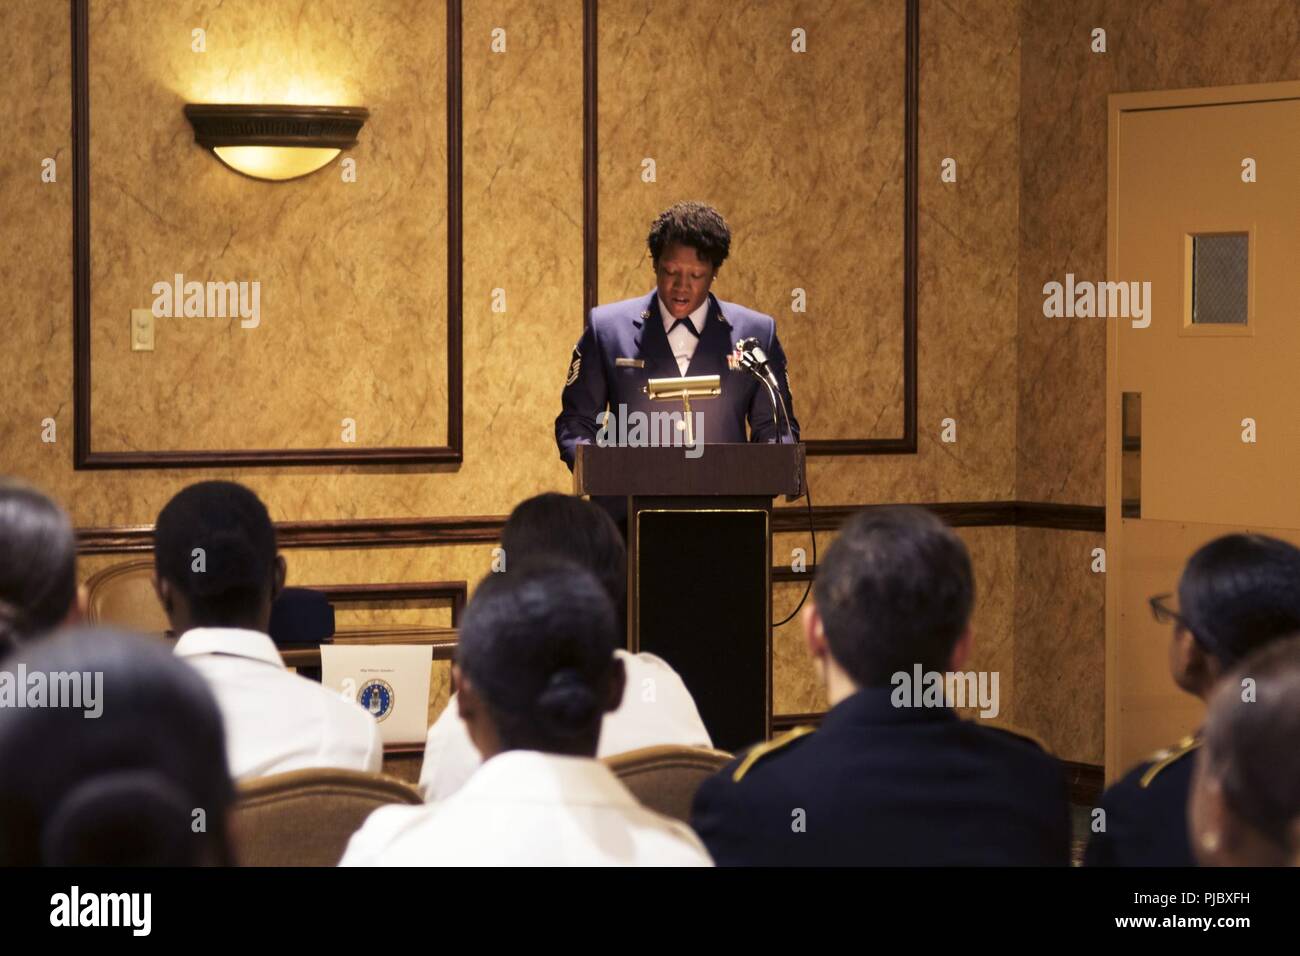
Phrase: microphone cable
[{"left": 773, "top": 466, "right": 815, "bottom": 628}]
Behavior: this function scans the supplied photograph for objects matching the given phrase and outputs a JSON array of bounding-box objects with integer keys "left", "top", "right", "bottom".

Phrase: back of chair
[
  {"left": 604, "top": 745, "right": 733, "bottom": 825},
  {"left": 234, "top": 768, "right": 423, "bottom": 867},
  {"left": 83, "top": 558, "right": 169, "bottom": 636}
]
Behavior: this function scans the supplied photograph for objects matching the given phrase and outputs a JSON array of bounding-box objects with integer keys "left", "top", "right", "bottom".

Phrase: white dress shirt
[
  {"left": 174, "top": 627, "right": 383, "bottom": 781},
  {"left": 659, "top": 296, "right": 709, "bottom": 376},
  {"left": 418, "top": 649, "right": 712, "bottom": 802},
  {"left": 341, "top": 750, "right": 713, "bottom": 866}
]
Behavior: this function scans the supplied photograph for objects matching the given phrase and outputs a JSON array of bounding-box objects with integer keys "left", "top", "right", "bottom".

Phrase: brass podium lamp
[{"left": 643, "top": 374, "right": 721, "bottom": 447}]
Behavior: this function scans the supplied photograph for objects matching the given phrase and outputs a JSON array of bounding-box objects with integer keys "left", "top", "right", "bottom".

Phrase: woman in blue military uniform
[{"left": 555, "top": 201, "right": 799, "bottom": 472}]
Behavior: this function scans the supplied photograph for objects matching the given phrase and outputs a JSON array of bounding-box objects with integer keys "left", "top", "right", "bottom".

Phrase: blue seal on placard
[{"left": 358, "top": 679, "right": 395, "bottom": 722}]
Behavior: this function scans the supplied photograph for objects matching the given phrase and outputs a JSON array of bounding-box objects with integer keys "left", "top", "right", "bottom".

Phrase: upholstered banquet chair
[
  {"left": 233, "top": 768, "right": 423, "bottom": 867},
  {"left": 603, "top": 744, "right": 733, "bottom": 824}
]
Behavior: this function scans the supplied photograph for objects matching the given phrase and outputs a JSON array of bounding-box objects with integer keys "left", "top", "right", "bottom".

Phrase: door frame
[{"left": 1105, "top": 80, "right": 1300, "bottom": 780}]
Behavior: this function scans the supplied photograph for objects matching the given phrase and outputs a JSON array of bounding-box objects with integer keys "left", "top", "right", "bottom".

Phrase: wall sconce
[{"left": 183, "top": 104, "right": 369, "bottom": 181}]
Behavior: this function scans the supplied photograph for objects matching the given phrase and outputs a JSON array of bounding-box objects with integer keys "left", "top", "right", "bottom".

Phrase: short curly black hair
[{"left": 647, "top": 201, "right": 731, "bottom": 270}]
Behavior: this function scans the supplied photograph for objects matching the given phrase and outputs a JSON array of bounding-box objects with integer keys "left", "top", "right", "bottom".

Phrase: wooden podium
[{"left": 574, "top": 443, "right": 805, "bottom": 752}]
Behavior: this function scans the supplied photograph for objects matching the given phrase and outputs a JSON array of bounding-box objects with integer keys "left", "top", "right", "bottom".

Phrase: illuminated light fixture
[{"left": 183, "top": 104, "right": 369, "bottom": 181}]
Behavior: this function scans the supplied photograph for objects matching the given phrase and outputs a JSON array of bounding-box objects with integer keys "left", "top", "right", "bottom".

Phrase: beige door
[{"left": 1106, "top": 82, "right": 1300, "bottom": 779}]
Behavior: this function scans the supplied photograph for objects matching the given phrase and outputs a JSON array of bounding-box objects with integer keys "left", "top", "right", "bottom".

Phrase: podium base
[{"left": 630, "top": 497, "right": 771, "bottom": 753}]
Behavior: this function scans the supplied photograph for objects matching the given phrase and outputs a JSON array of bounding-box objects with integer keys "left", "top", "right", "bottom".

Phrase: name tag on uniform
[{"left": 615, "top": 357, "right": 645, "bottom": 369}]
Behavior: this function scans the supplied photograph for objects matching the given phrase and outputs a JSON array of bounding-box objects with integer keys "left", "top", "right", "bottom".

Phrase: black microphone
[
  {"left": 732, "top": 337, "right": 793, "bottom": 443},
  {"left": 734, "top": 337, "right": 780, "bottom": 390}
]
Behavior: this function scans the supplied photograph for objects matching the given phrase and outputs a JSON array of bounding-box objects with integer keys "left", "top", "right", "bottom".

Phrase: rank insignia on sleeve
[
  {"left": 731, "top": 725, "right": 815, "bottom": 782},
  {"left": 565, "top": 350, "right": 582, "bottom": 387}
]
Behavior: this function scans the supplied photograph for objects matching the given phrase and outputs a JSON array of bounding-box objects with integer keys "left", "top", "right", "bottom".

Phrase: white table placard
[{"left": 321, "top": 644, "right": 434, "bottom": 745}]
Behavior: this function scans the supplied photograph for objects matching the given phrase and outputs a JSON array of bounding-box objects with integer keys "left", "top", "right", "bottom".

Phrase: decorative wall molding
[
  {"left": 313, "top": 581, "right": 467, "bottom": 627},
  {"left": 70, "top": 0, "right": 464, "bottom": 468},
  {"left": 76, "top": 500, "right": 1103, "bottom": 555},
  {"left": 772, "top": 501, "right": 1106, "bottom": 535},
  {"left": 75, "top": 514, "right": 503, "bottom": 555}
]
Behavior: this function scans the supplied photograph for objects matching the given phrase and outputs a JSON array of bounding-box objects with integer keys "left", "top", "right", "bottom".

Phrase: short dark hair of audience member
[
  {"left": 500, "top": 493, "right": 627, "bottom": 611},
  {"left": 153, "top": 481, "right": 286, "bottom": 634},
  {"left": 455, "top": 560, "right": 626, "bottom": 760},
  {"left": 1170, "top": 534, "right": 1300, "bottom": 700},
  {"left": 1189, "top": 634, "right": 1300, "bottom": 866},
  {"left": 810, "top": 506, "right": 975, "bottom": 686},
  {"left": 0, "top": 479, "right": 80, "bottom": 656},
  {"left": 0, "top": 628, "right": 236, "bottom": 865}
]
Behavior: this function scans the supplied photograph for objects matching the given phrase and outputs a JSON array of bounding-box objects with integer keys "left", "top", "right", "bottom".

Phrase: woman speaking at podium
[{"left": 554, "top": 200, "right": 799, "bottom": 472}]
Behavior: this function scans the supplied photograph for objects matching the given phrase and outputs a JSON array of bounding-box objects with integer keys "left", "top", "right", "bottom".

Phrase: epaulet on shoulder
[
  {"left": 731, "top": 726, "right": 815, "bottom": 783},
  {"left": 1138, "top": 735, "right": 1201, "bottom": 789},
  {"left": 981, "top": 722, "right": 1052, "bottom": 754}
]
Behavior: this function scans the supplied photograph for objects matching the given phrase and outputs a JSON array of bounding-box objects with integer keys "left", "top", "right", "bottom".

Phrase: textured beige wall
[
  {"left": 598, "top": 0, "right": 905, "bottom": 442},
  {"left": 597, "top": 0, "right": 1022, "bottom": 506},
  {"left": 1017, "top": 0, "right": 1300, "bottom": 504},
  {"left": 0, "top": 0, "right": 579, "bottom": 522},
  {"left": 0, "top": 0, "right": 582, "bottom": 531},
  {"left": 1013, "top": 528, "right": 1105, "bottom": 763},
  {"left": 88, "top": 1, "right": 448, "bottom": 452},
  {"left": 1, "top": 0, "right": 1140, "bottom": 757},
  {"left": 1014, "top": 0, "right": 1300, "bottom": 763},
  {"left": 0, "top": 0, "right": 73, "bottom": 483}
]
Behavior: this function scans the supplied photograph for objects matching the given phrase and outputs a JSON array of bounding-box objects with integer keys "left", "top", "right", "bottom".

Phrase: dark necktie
[{"left": 669, "top": 317, "right": 700, "bottom": 338}]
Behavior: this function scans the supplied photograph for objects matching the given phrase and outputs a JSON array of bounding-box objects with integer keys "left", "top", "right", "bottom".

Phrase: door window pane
[{"left": 1191, "top": 233, "right": 1248, "bottom": 325}]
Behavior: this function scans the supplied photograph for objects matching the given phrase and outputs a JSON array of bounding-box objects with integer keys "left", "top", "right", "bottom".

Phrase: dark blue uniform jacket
[
  {"left": 1084, "top": 735, "right": 1199, "bottom": 867},
  {"left": 691, "top": 688, "right": 1073, "bottom": 866},
  {"left": 555, "top": 291, "right": 799, "bottom": 467}
]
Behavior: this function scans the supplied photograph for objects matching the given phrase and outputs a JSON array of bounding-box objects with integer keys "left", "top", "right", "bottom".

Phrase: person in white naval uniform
[
  {"left": 155, "top": 481, "right": 382, "bottom": 781},
  {"left": 341, "top": 560, "right": 712, "bottom": 866},
  {"left": 418, "top": 494, "right": 711, "bottom": 802}
]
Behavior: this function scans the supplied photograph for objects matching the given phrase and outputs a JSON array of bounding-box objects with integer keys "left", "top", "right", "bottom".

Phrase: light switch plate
[{"left": 131, "top": 308, "right": 154, "bottom": 351}]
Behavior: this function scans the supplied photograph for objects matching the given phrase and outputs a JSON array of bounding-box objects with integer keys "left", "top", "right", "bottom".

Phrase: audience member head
[
  {"left": 0, "top": 479, "right": 80, "bottom": 656},
  {"left": 455, "top": 559, "right": 624, "bottom": 760},
  {"left": 1189, "top": 634, "right": 1300, "bottom": 866},
  {"left": 807, "top": 506, "right": 975, "bottom": 697},
  {"left": 1165, "top": 534, "right": 1300, "bottom": 699},
  {"left": 0, "top": 628, "right": 235, "bottom": 865},
  {"left": 500, "top": 493, "right": 626, "bottom": 611},
  {"left": 153, "top": 481, "right": 285, "bottom": 635}
]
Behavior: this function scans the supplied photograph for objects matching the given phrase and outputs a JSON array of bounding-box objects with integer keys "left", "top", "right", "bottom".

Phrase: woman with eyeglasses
[{"left": 1085, "top": 533, "right": 1300, "bottom": 866}]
